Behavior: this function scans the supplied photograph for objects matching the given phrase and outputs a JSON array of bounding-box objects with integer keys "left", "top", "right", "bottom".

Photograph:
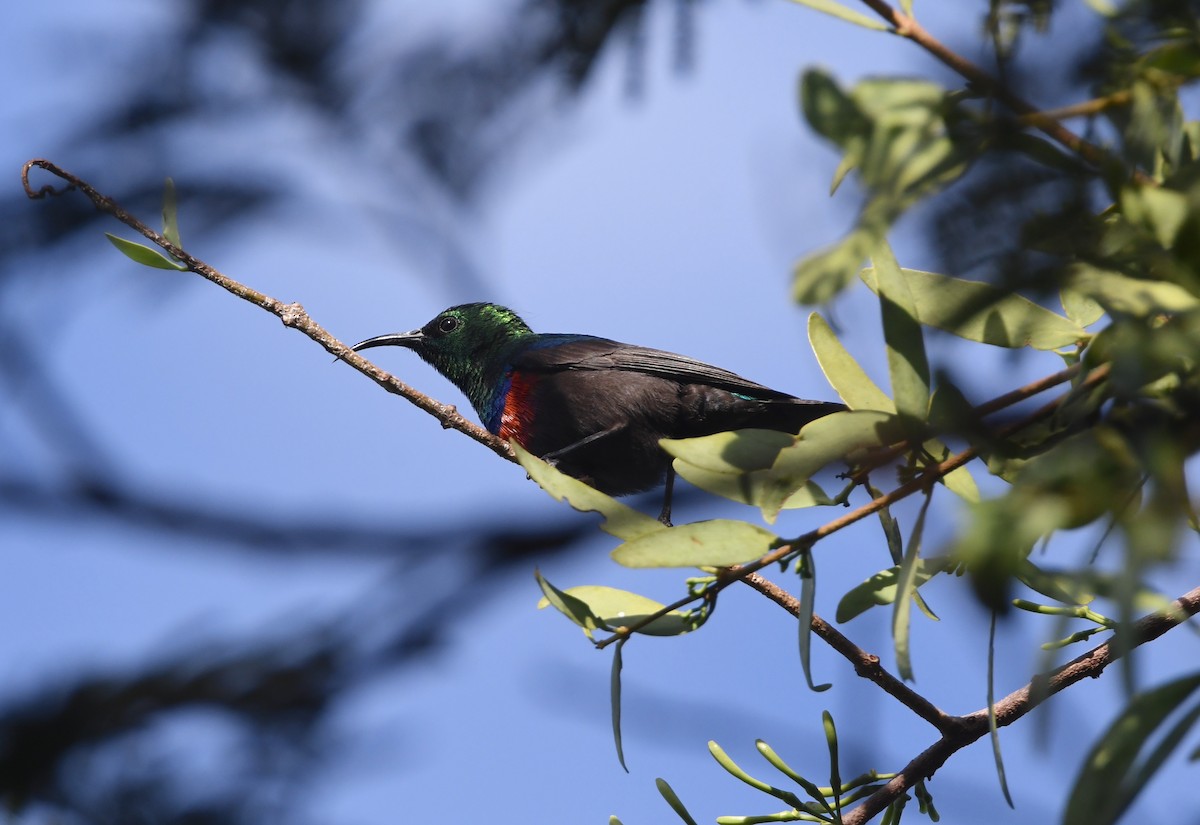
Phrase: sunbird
[{"left": 352, "top": 303, "right": 844, "bottom": 522}]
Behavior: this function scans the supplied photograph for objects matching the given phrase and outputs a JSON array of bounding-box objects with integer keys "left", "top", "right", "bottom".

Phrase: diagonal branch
[{"left": 21, "top": 158, "right": 514, "bottom": 463}]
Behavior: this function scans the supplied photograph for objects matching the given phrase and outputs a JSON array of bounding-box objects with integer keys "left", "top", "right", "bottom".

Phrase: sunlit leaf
[
  {"left": 105, "top": 233, "right": 187, "bottom": 271},
  {"left": 1061, "top": 287, "right": 1106, "bottom": 328},
  {"left": 611, "top": 520, "right": 778, "bottom": 568},
  {"left": 872, "top": 240, "right": 930, "bottom": 425},
  {"left": 513, "top": 443, "right": 665, "bottom": 542},
  {"left": 536, "top": 585, "right": 700, "bottom": 636},
  {"left": 656, "top": 778, "right": 700, "bottom": 825},
  {"left": 1067, "top": 264, "right": 1200, "bottom": 316},
  {"left": 787, "top": 0, "right": 889, "bottom": 30},
  {"left": 808, "top": 312, "right": 894, "bottom": 412},
  {"left": 670, "top": 459, "right": 833, "bottom": 521},
  {"left": 534, "top": 569, "right": 608, "bottom": 640},
  {"left": 793, "top": 229, "right": 873, "bottom": 305},
  {"left": 1120, "top": 184, "right": 1191, "bottom": 249},
  {"left": 860, "top": 266, "right": 1088, "bottom": 349},
  {"left": 162, "top": 177, "right": 181, "bottom": 248}
]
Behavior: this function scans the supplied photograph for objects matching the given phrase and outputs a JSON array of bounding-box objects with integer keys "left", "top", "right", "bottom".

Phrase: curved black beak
[
  {"left": 335, "top": 329, "right": 424, "bottom": 365},
  {"left": 349, "top": 329, "right": 424, "bottom": 353}
]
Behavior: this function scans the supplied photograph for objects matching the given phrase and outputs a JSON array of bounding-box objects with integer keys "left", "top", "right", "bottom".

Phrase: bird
[{"left": 350, "top": 303, "right": 845, "bottom": 523}]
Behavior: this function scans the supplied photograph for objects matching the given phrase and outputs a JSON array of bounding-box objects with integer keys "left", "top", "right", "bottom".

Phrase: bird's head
[{"left": 350, "top": 303, "right": 534, "bottom": 402}]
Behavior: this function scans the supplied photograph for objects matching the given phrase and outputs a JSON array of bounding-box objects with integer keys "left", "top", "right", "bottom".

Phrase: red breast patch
[{"left": 498, "top": 371, "right": 537, "bottom": 446}]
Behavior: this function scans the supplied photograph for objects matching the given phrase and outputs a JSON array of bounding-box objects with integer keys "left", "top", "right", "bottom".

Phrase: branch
[
  {"left": 839, "top": 584, "right": 1200, "bottom": 825},
  {"left": 21, "top": 159, "right": 514, "bottom": 463},
  {"left": 742, "top": 572, "right": 952, "bottom": 732}
]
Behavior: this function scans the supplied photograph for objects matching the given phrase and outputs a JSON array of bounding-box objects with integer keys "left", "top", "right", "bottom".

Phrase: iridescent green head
[{"left": 350, "top": 303, "right": 534, "bottom": 416}]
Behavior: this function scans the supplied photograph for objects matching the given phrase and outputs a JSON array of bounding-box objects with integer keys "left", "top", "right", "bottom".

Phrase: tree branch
[{"left": 21, "top": 159, "right": 514, "bottom": 463}]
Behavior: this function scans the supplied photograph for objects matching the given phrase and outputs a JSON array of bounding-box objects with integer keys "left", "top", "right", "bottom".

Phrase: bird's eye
[{"left": 437, "top": 316, "right": 460, "bottom": 334}]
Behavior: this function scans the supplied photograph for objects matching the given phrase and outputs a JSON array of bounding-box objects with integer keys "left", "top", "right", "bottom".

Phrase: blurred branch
[{"left": 21, "top": 159, "right": 515, "bottom": 464}]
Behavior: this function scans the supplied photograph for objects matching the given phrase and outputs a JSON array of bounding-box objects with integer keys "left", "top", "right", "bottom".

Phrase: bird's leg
[
  {"left": 658, "top": 465, "right": 675, "bottom": 527},
  {"left": 540, "top": 423, "right": 626, "bottom": 466}
]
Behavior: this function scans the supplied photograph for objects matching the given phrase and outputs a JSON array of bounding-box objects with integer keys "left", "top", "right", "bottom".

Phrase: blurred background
[{"left": 2, "top": 1, "right": 1198, "bottom": 823}]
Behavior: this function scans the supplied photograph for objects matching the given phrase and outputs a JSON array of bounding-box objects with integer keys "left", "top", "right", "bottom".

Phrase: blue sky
[{"left": 3, "top": 1, "right": 1199, "bottom": 823}]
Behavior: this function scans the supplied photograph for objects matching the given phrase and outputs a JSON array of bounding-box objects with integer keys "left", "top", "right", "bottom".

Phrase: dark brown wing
[{"left": 511, "top": 334, "right": 800, "bottom": 401}]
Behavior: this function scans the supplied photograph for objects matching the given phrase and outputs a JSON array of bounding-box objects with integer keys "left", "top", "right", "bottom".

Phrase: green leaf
[
  {"left": 104, "top": 233, "right": 187, "bottom": 271},
  {"left": 800, "top": 68, "right": 870, "bottom": 148},
  {"left": 808, "top": 312, "right": 894, "bottom": 412},
  {"left": 1060, "top": 287, "right": 1106, "bottom": 328},
  {"left": 987, "top": 613, "right": 1016, "bottom": 808},
  {"left": 535, "top": 585, "right": 700, "bottom": 636},
  {"left": 1015, "top": 560, "right": 1095, "bottom": 606},
  {"left": 1120, "top": 184, "right": 1191, "bottom": 249},
  {"left": 661, "top": 429, "right": 796, "bottom": 475},
  {"left": 656, "top": 778, "right": 700, "bottom": 825},
  {"left": 872, "top": 240, "right": 930, "bottom": 425},
  {"left": 893, "top": 494, "right": 932, "bottom": 681},
  {"left": 534, "top": 570, "right": 609, "bottom": 640},
  {"left": 611, "top": 520, "right": 778, "bottom": 568},
  {"left": 513, "top": 443, "right": 665, "bottom": 542},
  {"left": 669, "top": 460, "right": 833, "bottom": 519},
  {"left": 798, "top": 554, "right": 833, "bottom": 692},
  {"left": 836, "top": 557, "right": 955, "bottom": 623},
  {"left": 793, "top": 228, "right": 873, "bottom": 305},
  {"left": 664, "top": 412, "right": 899, "bottom": 523},
  {"left": 860, "top": 266, "right": 1088, "bottom": 349},
  {"left": 1066, "top": 264, "right": 1200, "bottom": 317},
  {"left": 162, "top": 177, "right": 181, "bottom": 248},
  {"left": 611, "top": 639, "right": 628, "bottom": 772},
  {"left": 787, "top": 0, "right": 889, "bottom": 30},
  {"left": 1065, "top": 672, "right": 1200, "bottom": 825}
]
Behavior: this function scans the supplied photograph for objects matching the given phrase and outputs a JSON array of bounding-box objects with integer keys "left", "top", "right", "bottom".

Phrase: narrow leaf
[
  {"left": 655, "top": 778, "right": 700, "bottom": 825},
  {"left": 611, "top": 639, "right": 628, "bottom": 772},
  {"left": 105, "top": 234, "right": 187, "bottom": 271},
  {"left": 808, "top": 312, "right": 895, "bottom": 412},
  {"left": 611, "top": 520, "right": 778, "bottom": 568},
  {"left": 788, "top": 0, "right": 889, "bottom": 30},
  {"left": 798, "top": 554, "right": 833, "bottom": 692},
  {"left": 872, "top": 240, "right": 930, "bottom": 425},
  {"left": 893, "top": 493, "right": 933, "bottom": 681},
  {"left": 162, "top": 177, "right": 181, "bottom": 248},
  {"left": 836, "top": 557, "right": 954, "bottom": 623},
  {"left": 513, "top": 443, "right": 665, "bottom": 542},
  {"left": 987, "top": 612, "right": 1016, "bottom": 807}
]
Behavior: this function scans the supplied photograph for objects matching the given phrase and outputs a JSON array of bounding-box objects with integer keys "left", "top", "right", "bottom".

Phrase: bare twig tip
[{"left": 22, "top": 158, "right": 75, "bottom": 199}]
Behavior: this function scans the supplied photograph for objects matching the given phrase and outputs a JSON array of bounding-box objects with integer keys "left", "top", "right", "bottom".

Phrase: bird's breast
[{"left": 496, "top": 369, "right": 538, "bottom": 445}]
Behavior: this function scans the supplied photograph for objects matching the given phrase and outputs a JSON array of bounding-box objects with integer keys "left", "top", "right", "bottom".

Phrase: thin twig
[{"left": 21, "top": 159, "right": 514, "bottom": 463}]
